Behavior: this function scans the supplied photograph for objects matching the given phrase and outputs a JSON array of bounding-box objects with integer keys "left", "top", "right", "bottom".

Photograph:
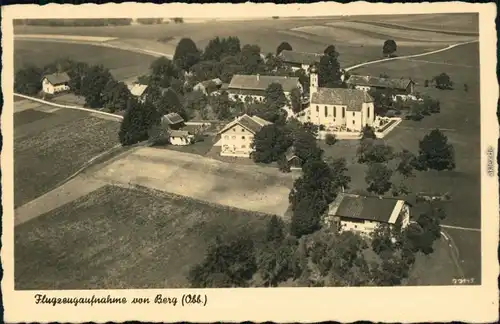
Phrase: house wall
[
  {"left": 170, "top": 135, "right": 194, "bottom": 146},
  {"left": 42, "top": 79, "right": 70, "bottom": 94},
  {"left": 354, "top": 85, "right": 371, "bottom": 92},
  {"left": 219, "top": 124, "right": 255, "bottom": 158},
  {"left": 339, "top": 218, "right": 381, "bottom": 235}
]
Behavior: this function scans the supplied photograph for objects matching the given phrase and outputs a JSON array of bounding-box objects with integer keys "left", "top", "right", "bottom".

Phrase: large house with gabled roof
[
  {"left": 278, "top": 50, "right": 323, "bottom": 72},
  {"left": 226, "top": 74, "right": 302, "bottom": 103},
  {"left": 297, "top": 66, "right": 375, "bottom": 132},
  {"left": 346, "top": 75, "right": 415, "bottom": 95},
  {"left": 325, "top": 193, "right": 412, "bottom": 236},
  {"left": 216, "top": 114, "right": 272, "bottom": 158},
  {"left": 42, "top": 72, "right": 71, "bottom": 94}
]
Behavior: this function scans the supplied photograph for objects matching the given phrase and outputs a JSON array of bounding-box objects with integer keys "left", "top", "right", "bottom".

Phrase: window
[
  {"left": 316, "top": 105, "right": 319, "bottom": 112},
  {"left": 352, "top": 120, "right": 355, "bottom": 125},
  {"left": 325, "top": 106, "right": 328, "bottom": 117},
  {"left": 342, "top": 107, "right": 345, "bottom": 118},
  {"left": 224, "top": 135, "right": 229, "bottom": 140},
  {"left": 333, "top": 106, "right": 336, "bottom": 118},
  {"left": 233, "top": 128, "right": 236, "bottom": 132},
  {"left": 242, "top": 128, "right": 245, "bottom": 132},
  {"left": 241, "top": 144, "right": 246, "bottom": 148},
  {"left": 242, "top": 136, "right": 245, "bottom": 140},
  {"left": 353, "top": 112, "right": 355, "bottom": 116}
]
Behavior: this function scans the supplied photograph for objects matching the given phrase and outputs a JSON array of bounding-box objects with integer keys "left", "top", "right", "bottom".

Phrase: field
[
  {"left": 14, "top": 184, "right": 270, "bottom": 289},
  {"left": 14, "top": 100, "right": 121, "bottom": 207},
  {"left": 14, "top": 40, "right": 156, "bottom": 81},
  {"left": 14, "top": 13, "right": 478, "bottom": 70},
  {"left": 91, "top": 147, "right": 296, "bottom": 216}
]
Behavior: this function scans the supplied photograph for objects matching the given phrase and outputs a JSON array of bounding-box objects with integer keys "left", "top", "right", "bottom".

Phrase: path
[
  {"left": 14, "top": 176, "right": 107, "bottom": 227},
  {"left": 441, "top": 224, "right": 481, "bottom": 232},
  {"left": 440, "top": 230, "right": 466, "bottom": 279},
  {"left": 344, "top": 39, "right": 479, "bottom": 71}
]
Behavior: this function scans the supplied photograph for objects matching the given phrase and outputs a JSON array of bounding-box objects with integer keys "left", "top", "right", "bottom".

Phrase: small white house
[
  {"left": 42, "top": 72, "right": 71, "bottom": 94},
  {"left": 169, "top": 130, "right": 195, "bottom": 146},
  {"left": 324, "top": 193, "right": 411, "bottom": 236}
]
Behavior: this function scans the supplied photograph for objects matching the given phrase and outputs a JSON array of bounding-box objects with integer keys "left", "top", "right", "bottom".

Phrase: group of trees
[
  {"left": 356, "top": 126, "right": 456, "bottom": 197},
  {"left": 14, "top": 58, "right": 131, "bottom": 110}
]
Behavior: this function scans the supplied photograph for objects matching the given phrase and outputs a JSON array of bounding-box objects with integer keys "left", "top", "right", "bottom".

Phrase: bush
[
  {"left": 325, "top": 133, "right": 337, "bottom": 146},
  {"left": 171, "top": 17, "right": 184, "bottom": 23}
]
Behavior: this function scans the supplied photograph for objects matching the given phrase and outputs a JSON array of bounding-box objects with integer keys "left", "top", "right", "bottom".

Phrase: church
[{"left": 297, "top": 66, "right": 375, "bottom": 133}]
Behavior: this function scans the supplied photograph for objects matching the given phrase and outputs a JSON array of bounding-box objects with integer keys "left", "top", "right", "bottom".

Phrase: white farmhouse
[
  {"left": 226, "top": 74, "right": 302, "bottom": 103},
  {"left": 297, "top": 66, "right": 375, "bottom": 132},
  {"left": 42, "top": 72, "right": 71, "bottom": 94},
  {"left": 325, "top": 193, "right": 411, "bottom": 236},
  {"left": 216, "top": 114, "right": 272, "bottom": 158}
]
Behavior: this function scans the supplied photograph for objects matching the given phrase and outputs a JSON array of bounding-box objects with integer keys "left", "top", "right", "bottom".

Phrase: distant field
[
  {"left": 13, "top": 14, "right": 478, "bottom": 68},
  {"left": 14, "top": 105, "right": 120, "bottom": 207},
  {"left": 14, "top": 40, "right": 155, "bottom": 81},
  {"left": 14, "top": 184, "right": 270, "bottom": 289}
]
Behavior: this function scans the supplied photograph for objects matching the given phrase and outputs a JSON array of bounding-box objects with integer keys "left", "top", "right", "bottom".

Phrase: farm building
[
  {"left": 127, "top": 83, "right": 149, "bottom": 103},
  {"left": 193, "top": 78, "right": 223, "bottom": 95},
  {"left": 226, "top": 74, "right": 302, "bottom": 103},
  {"left": 217, "top": 114, "right": 272, "bottom": 158},
  {"left": 284, "top": 146, "right": 303, "bottom": 170},
  {"left": 278, "top": 50, "right": 323, "bottom": 72},
  {"left": 169, "top": 129, "right": 195, "bottom": 146},
  {"left": 42, "top": 72, "right": 71, "bottom": 94},
  {"left": 346, "top": 75, "right": 415, "bottom": 95},
  {"left": 297, "top": 66, "right": 375, "bottom": 132},
  {"left": 161, "top": 112, "right": 185, "bottom": 130},
  {"left": 325, "top": 193, "right": 411, "bottom": 236}
]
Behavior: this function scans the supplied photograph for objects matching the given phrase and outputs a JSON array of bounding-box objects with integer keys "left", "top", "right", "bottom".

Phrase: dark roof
[
  {"left": 162, "top": 112, "right": 184, "bottom": 125},
  {"left": 346, "top": 75, "right": 413, "bottom": 90},
  {"left": 43, "top": 72, "right": 71, "bottom": 85},
  {"left": 228, "top": 74, "right": 300, "bottom": 93},
  {"left": 278, "top": 50, "right": 323, "bottom": 65},
  {"left": 311, "top": 88, "right": 373, "bottom": 111},
  {"left": 328, "top": 193, "right": 402, "bottom": 223}
]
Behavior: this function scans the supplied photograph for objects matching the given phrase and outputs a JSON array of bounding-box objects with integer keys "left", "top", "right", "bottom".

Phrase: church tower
[{"left": 309, "top": 65, "right": 319, "bottom": 103}]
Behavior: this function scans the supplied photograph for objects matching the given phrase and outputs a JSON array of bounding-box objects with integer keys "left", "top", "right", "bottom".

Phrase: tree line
[{"left": 14, "top": 18, "right": 133, "bottom": 26}]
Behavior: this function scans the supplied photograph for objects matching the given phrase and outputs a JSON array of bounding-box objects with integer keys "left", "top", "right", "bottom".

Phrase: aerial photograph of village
[{"left": 13, "top": 12, "right": 481, "bottom": 289}]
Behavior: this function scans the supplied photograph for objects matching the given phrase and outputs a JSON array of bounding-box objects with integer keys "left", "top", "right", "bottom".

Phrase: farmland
[
  {"left": 14, "top": 40, "right": 156, "bottom": 81},
  {"left": 14, "top": 14, "right": 478, "bottom": 70},
  {"left": 91, "top": 147, "right": 296, "bottom": 216},
  {"left": 14, "top": 100, "right": 121, "bottom": 207},
  {"left": 14, "top": 184, "right": 270, "bottom": 289}
]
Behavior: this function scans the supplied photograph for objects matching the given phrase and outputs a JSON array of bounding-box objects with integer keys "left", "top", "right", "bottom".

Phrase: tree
[
  {"left": 203, "top": 37, "right": 225, "bottom": 61},
  {"left": 257, "top": 237, "right": 299, "bottom": 287},
  {"left": 238, "top": 44, "right": 264, "bottom": 75},
  {"left": 290, "top": 87, "right": 303, "bottom": 113},
  {"left": 361, "top": 125, "right": 377, "bottom": 140},
  {"left": 424, "top": 80, "right": 429, "bottom": 87},
  {"left": 266, "top": 215, "right": 285, "bottom": 244},
  {"left": 396, "top": 149, "right": 417, "bottom": 178},
  {"left": 188, "top": 233, "right": 257, "bottom": 288},
  {"left": 293, "top": 129, "right": 323, "bottom": 164},
  {"left": 173, "top": 37, "right": 201, "bottom": 71},
  {"left": 265, "top": 82, "right": 287, "bottom": 110},
  {"left": 102, "top": 80, "right": 130, "bottom": 112},
  {"left": 325, "top": 133, "right": 337, "bottom": 146},
  {"left": 404, "top": 205, "right": 446, "bottom": 255},
  {"left": 418, "top": 129, "right": 456, "bottom": 171},
  {"left": 14, "top": 65, "right": 43, "bottom": 95},
  {"left": 357, "top": 139, "right": 394, "bottom": 164},
  {"left": 382, "top": 39, "right": 397, "bottom": 57},
  {"left": 276, "top": 41, "right": 293, "bottom": 55},
  {"left": 210, "top": 91, "right": 232, "bottom": 120},
  {"left": 327, "top": 157, "right": 351, "bottom": 191},
  {"left": 318, "top": 45, "right": 342, "bottom": 87},
  {"left": 365, "top": 163, "right": 393, "bottom": 195},
  {"left": 119, "top": 99, "right": 160, "bottom": 146},
  {"left": 432, "top": 72, "right": 453, "bottom": 90},
  {"left": 290, "top": 195, "right": 324, "bottom": 238},
  {"left": 251, "top": 124, "right": 292, "bottom": 163},
  {"left": 183, "top": 90, "right": 207, "bottom": 119},
  {"left": 155, "top": 88, "right": 184, "bottom": 117},
  {"left": 80, "top": 65, "right": 113, "bottom": 108},
  {"left": 371, "top": 223, "right": 396, "bottom": 255},
  {"left": 149, "top": 56, "right": 180, "bottom": 88}
]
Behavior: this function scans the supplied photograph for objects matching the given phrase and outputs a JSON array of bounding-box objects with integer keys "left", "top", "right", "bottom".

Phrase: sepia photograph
[{"left": 2, "top": 2, "right": 498, "bottom": 323}]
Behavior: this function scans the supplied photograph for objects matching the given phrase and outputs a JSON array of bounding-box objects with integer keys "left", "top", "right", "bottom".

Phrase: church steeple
[{"left": 309, "top": 65, "right": 318, "bottom": 103}]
